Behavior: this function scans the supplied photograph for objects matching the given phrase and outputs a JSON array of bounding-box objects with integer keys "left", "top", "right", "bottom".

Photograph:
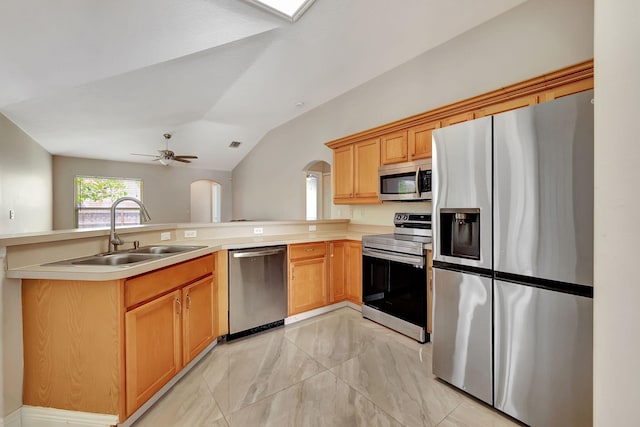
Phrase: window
[
  {"left": 75, "top": 176, "right": 143, "bottom": 229},
  {"left": 306, "top": 173, "right": 318, "bottom": 220},
  {"left": 244, "top": 0, "right": 316, "bottom": 22}
]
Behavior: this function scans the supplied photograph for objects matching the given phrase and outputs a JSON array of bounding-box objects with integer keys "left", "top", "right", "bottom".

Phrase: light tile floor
[{"left": 132, "top": 308, "right": 520, "bottom": 427}]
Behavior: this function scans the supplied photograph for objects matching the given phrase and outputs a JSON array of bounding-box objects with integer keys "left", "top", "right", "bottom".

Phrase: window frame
[{"left": 74, "top": 175, "right": 144, "bottom": 229}]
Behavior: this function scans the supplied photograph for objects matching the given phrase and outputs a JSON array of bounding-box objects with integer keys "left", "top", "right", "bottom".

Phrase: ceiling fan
[{"left": 132, "top": 133, "right": 198, "bottom": 166}]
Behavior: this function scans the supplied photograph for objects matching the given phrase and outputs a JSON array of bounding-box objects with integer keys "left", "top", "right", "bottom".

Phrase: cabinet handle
[
  {"left": 304, "top": 248, "right": 314, "bottom": 252},
  {"left": 176, "top": 298, "right": 181, "bottom": 315},
  {"left": 186, "top": 293, "right": 191, "bottom": 310},
  {"left": 292, "top": 267, "right": 295, "bottom": 281}
]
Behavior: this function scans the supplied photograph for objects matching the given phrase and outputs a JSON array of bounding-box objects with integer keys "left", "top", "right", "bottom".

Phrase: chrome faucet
[{"left": 109, "top": 197, "right": 151, "bottom": 252}]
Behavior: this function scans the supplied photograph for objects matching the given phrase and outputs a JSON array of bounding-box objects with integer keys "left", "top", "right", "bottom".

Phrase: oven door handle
[{"left": 363, "top": 248, "right": 425, "bottom": 268}]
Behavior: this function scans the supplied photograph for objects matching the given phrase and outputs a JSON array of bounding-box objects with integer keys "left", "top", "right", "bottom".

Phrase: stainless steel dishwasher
[{"left": 228, "top": 245, "right": 287, "bottom": 340}]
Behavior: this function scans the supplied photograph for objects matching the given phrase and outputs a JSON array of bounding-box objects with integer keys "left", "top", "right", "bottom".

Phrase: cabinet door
[
  {"left": 475, "top": 95, "right": 538, "bottom": 118},
  {"left": 288, "top": 257, "right": 327, "bottom": 315},
  {"left": 380, "top": 131, "right": 408, "bottom": 165},
  {"left": 329, "top": 241, "right": 346, "bottom": 303},
  {"left": 125, "top": 290, "right": 182, "bottom": 416},
  {"left": 442, "top": 111, "right": 475, "bottom": 127},
  {"left": 539, "top": 79, "right": 593, "bottom": 102},
  {"left": 183, "top": 276, "right": 216, "bottom": 365},
  {"left": 354, "top": 138, "right": 381, "bottom": 200},
  {"left": 346, "top": 241, "right": 362, "bottom": 304},
  {"left": 408, "top": 121, "right": 439, "bottom": 160},
  {"left": 333, "top": 145, "right": 354, "bottom": 201}
]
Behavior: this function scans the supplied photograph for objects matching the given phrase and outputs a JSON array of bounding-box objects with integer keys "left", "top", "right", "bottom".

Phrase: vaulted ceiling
[{"left": 0, "top": 0, "right": 526, "bottom": 170}]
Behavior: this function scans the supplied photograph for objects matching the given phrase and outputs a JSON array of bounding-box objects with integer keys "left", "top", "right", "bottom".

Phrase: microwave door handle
[{"left": 415, "top": 167, "right": 421, "bottom": 197}]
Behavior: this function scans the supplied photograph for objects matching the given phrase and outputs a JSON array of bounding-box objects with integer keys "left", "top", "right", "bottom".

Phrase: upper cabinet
[
  {"left": 380, "top": 130, "right": 408, "bottom": 164},
  {"left": 325, "top": 59, "right": 593, "bottom": 205},
  {"left": 333, "top": 138, "right": 381, "bottom": 205},
  {"left": 408, "top": 121, "right": 439, "bottom": 160}
]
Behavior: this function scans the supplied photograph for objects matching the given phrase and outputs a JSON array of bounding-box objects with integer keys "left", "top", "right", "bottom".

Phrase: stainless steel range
[{"left": 361, "top": 213, "right": 432, "bottom": 343}]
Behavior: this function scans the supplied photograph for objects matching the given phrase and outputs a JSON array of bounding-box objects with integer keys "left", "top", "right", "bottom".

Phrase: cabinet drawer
[
  {"left": 289, "top": 242, "right": 326, "bottom": 260},
  {"left": 125, "top": 254, "right": 214, "bottom": 309}
]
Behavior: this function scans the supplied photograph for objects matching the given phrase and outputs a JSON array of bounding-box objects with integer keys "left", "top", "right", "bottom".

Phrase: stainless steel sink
[
  {"left": 129, "top": 245, "right": 206, "bottom": 254},
  {"left": 71, "top": 253, "right": 161, "bottom": 266},
  {"left": 43, "top": 244, "right": 207, "bottom": 267}
]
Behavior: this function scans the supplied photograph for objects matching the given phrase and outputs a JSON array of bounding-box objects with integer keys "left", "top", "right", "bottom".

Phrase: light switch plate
[
  {"left": 184, "top": 230, "right": 197, "bottom": 238},
  {"left": 253, "top": 227, "right": 264, "bottom": 235},
  {"left": 160, "top": 232, "right": 171, "bottom": 241},
  {"left": 308, "top": 225, "right": 316, "bottom": 232}
]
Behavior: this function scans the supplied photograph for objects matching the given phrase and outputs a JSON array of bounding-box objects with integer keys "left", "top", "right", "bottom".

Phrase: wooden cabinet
[
  {"left": 329, "top": 241, "right": 347, "bottom": 303},
  {"left": 442, "top": 111, "right": 475, "bottom": 127},
  {"left": 125, "top": 290, "right": 182, "bottom": 415},
  {"left": 333, "top": 138, "right": 381, "bottom": 204},
  {"left": 408, "top": 121, "right": 439, "bottom": 161},
  {"left": 381, "top": 130, "right": 408, "bottom": 165},
  {"left": 288, "top": 242, "right": 328, "bottom": 315},
  {"left": 22, "top": 253, "right": 217, "bottom": 422},
  {"left": 333, "top": 145, "right": 354, "bottom": 200},
  {"left": 539, "top": 78, "right": 594, "bottom": 102},
  {"left": 475, "top": 95, "right": 538, "bottom": 118},
  {"left": 182, "top": 276, "right": 217, "bottom": 364},
  {"left": 346, "top": 241, "right": 362, "bottom": 305},
  {"left": 427, "top": 249, "right": 433, "bottom": 334}
]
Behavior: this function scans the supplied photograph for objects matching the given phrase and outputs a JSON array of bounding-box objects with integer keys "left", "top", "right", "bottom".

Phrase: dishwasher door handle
[{"left": 232, "top": 248, "right": 286, "bottom": 258}]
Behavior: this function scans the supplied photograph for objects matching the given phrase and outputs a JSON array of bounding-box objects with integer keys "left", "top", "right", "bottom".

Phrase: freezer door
[
  {"left": 493, "top": 90, "right": 594, "bottom": 286},
  {"left": 432, "top": 116, "right": 492, "bottom": 269},
  {"left": 432, "top": 267, "right": 492, "bottom": 404},
  {"left": 494, "top": 280, "right": 593, "bottom": 426}
]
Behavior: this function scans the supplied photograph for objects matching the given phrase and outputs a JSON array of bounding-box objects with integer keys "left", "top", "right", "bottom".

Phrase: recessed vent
[{"left": 229, "top": 141, "right": 242, "bottom": 148}]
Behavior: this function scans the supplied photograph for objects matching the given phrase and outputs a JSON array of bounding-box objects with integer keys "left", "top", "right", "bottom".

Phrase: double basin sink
[{"left": 46, "top": 245, "right": 207, "bottom": 267}]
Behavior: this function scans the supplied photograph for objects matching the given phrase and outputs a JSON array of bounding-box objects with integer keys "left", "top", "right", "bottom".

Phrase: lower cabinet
[
  {"left": 288, "top": 242, "right": 328, "bottom": 315},
  {"left": 346, "top": 241, "right": 362, "bottom": 305},
  {"left": 329, "top": 241, "right": 346, "bottom": 303},
  {"left": 125, "top": 290, "right": 182, "bottom": 415},
  {"left": 22, "top": 253, "right": 217, "bottom": 423}
]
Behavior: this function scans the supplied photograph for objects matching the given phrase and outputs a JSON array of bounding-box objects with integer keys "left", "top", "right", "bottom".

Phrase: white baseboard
[
  {"left": 284, "top": 301, "right": 362, "bottom": 325},
  {"left": 0, "top": 408, "right": 22, "bottom": 427},
  {"left": 21, "top": 406, "right": 117, "bottom": 427}
]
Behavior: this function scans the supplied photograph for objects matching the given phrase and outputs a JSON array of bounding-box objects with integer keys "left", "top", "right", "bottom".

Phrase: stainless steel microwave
[{"left": 378, "top": 160, "right": 432, "bottom": 201}]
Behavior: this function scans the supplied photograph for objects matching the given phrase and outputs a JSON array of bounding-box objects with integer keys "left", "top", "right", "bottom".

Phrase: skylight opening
[{"left": 245, "top": 0, "right": 316, "bottom": 22}]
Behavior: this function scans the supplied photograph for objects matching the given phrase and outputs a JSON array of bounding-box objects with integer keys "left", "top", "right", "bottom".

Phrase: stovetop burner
[{"left": 362, "top": 213, "right": 432, "bottom": 255}]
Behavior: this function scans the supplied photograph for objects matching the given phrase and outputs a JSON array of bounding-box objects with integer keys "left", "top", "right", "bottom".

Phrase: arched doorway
[
  {"left": 190, "top": 180, "right": 221, "bottom": 223},
  {"left": 302, "top": 160, "right": 331, "bottom": 220}
]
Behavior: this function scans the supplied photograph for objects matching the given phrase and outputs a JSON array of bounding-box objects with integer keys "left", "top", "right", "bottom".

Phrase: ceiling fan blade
[
  {"left": 174, "top": 158, "right": 192, "bottom": 163},
  {"left": 131, "top": 153, "right": 158, "bottom": 157},
  {"left": 174, "top": 155, "right": 198, "bottom": 159}
]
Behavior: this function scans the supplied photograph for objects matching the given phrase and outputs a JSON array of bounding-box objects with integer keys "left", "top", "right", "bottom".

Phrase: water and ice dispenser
[{"left": 439, "top": 208, "right": 481, "bottom": 260}]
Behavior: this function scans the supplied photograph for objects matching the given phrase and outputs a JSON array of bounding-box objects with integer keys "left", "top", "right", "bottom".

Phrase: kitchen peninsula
[{"left": 1, "top": 219, "right": 384, "bottom": 427}]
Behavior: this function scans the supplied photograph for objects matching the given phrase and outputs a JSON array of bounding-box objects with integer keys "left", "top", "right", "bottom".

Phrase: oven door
[{"left": 362, "top": 248, "right": 426, "bottom": 326}]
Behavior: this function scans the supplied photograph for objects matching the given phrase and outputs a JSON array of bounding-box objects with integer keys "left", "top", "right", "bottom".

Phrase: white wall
[
  {"left": 232, "top": 0, "right": 595, "bottom": 226},
  {"left": 0, "top": 113, "right": 51, "bottom": 419},
  {"left": 53, "top": 156, "right": 233, "bottom": 229},
  {"left": 0, "top": 113, "right": 52, "bottom": 234},
  {"left": 593, "top": 0, "right": 640, "bottom": 425}
]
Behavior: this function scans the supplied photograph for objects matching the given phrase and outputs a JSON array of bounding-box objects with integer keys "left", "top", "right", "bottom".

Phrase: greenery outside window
[{"left": 75, "top": 176, "right": 143, "bottom": 228}]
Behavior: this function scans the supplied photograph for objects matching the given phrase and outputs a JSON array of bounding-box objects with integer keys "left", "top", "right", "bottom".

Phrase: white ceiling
[{"left": 0, "top": 0, "right": 526, "bottom": 171}]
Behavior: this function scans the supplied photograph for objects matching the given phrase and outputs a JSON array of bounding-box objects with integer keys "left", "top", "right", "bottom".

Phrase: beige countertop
[{"left": 6, "top": 231, "right": 375, "bottom": 281}]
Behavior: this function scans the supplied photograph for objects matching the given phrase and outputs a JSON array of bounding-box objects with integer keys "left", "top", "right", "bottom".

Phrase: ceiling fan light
[{"left": 158, "top": 158, "right": 173, "bottom": 166}]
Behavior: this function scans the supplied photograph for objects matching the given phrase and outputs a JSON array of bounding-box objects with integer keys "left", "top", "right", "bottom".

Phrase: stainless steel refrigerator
[{"left": 432, "top": 90, "right": 594, "bottom": 426}]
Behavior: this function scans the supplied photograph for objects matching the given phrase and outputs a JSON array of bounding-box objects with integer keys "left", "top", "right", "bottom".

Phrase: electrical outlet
[
  {"left": 253, "top": 227, "right": 264, "bottom": 235},
  {"left": 160, "top": 232, "right": 171, "bottom": 241},
  {"left": 184, "top": 230, "right": 197, "bottom": 238},
  {"left": 308, "top": 225, "right": 317, "bottom": 232}
]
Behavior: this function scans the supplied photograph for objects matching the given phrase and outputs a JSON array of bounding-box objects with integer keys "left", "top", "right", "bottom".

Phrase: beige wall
[
  {"left": 0, "top": 113, "right": 52, "bottom": 234},
  {"left": 232, "top": 0, "right": 595, "bottom": 226},
  {"left": 53, "top": 156, "right": 233, "bottom": 229},
  {"left": 593, "top": 0, "right": 640, "bottom": 424}
]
